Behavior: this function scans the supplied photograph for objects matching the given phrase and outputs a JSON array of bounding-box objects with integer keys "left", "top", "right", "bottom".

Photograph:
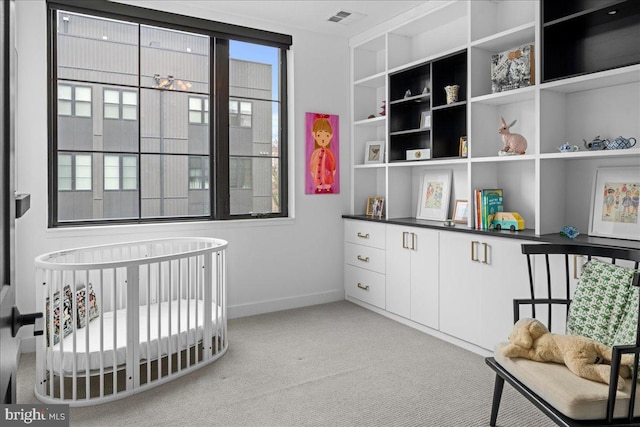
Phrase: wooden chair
[{"left": 485, "top": 243, "right": 640, "bottom": 426}]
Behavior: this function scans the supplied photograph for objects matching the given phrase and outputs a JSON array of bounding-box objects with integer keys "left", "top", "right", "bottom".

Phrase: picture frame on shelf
[
  {"left": 364, "top": 141, "right": 384, "bottom": 164},
  {"left": 452, "top": 199, "right": 468, "bottom": 223},
  {"left": 417, "top": 169, "right": 452, "bottom": 221},
  {"left": 588, "top": 167, "right": 640, "bottom": 241},
  {"left": 366, "top": 197, "right": 384, "bottom": 218},
  {"left": 420, "top": 111, "right": 431, "bottom": 129},
  {"left": 459, "top": 136, "right": 468, "bottom": 158}
]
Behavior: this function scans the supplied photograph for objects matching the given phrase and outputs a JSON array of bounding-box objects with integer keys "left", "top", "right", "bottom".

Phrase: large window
[{"left": 49, "top": 0, "right": 290, "bottom": 225}]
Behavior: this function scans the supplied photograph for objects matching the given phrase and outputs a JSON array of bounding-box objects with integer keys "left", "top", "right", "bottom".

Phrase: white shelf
[
  {"left": 354, "top": 72, "right": 386, "bottom": 88},
  {"left": 540, "top": 148, "right": 640, "bottom": 160},
  {"left": 470, "top": 22, "right": 536, "bottom": 52},
  {"left": 470, "top": 154, "right": 536, "bottom": 163},
  {"left": 540, "top": 64, "right": 640, "bottom": 93},
  {"left": 354, "top": 116, "right": 386, "bottom": 127},
  {"left": 471, "top": 86, "right": 536, "bottom": 106}
]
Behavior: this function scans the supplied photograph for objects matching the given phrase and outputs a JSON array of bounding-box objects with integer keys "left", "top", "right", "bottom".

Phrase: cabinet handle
[
  {"left": 357, "top": 232, "right": 370, "bottom": 239},
  {"left": 357, "top": 283, "right": 370, "bottom": 291},
  {"left": 471, "top": 240, "right": 480, "bottom": 262},
  {"left": 402, "top": 231, "right": 409, "bottom": 249},
  {"left": 411, "top": 232, "right": 416, "bottom": 250},
  {"left": 357, "top": 255, "right": 370, "bottom": 263},
  {"left": 482, "top": 242, "right": 489, "bottom": 264}
]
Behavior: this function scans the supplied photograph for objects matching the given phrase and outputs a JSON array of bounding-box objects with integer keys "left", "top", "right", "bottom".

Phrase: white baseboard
[
  {"left": 228, "top": 289, "right": 345, "bottom": 319},
  {"left": 345, "top": 296, "right": 492, "bottom": 358}
]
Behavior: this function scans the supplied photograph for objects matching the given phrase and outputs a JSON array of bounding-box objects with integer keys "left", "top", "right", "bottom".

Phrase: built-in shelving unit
[{"left": 349, "top": 0, "right": 640, "bottom": 236}]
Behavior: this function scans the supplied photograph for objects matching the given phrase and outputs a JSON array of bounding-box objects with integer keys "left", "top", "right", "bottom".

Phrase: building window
[
  {"left": 58, "top": 153, "right": 92, "bottom": 191},
  {"left": 229, "top": 100, "right": 252, "bottom": 128},
  {"left": 188, "top": 97, "right": 208, "bottom": 124},
  {"left": 49, "top": 1, "right": 290, "bottom": 226},
  {"left": 104, "top": 155, "right": 137, "bottom": 190},
  {"left": 229, "top": 158, "right": 252, "bottom": 189},
  {"left": 188, "top": 156, "right": 209, "bottom": 190},
  {"left": 58, "top": 84, "right": 92, "bottom": 117},
  {"left": 104, "top": 89, "right": 138, "bottom": 120}
]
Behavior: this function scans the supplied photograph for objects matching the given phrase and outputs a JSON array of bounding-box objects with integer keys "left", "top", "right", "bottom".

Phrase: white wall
[{"left": 14, "top": 0, "right": 351, "bottom": 344}]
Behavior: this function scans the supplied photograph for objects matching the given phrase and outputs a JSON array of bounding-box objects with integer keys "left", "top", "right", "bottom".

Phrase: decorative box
[
  {"left": 491, "top": 44, "right": 535, "bottom": 93},
  {"left": 406, "top": 149, "right": 430, "bottom": 161}
]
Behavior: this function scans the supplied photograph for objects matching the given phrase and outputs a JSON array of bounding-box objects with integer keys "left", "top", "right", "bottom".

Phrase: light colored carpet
[{"left": 17, "top": 300, "right": 554, "bottom": 426}]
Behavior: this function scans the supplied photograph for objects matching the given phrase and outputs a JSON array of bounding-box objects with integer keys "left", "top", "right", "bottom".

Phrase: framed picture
[
  {"left": 453, "top": 199, "right": 468, "bottom": 223},
  {"left": 366, "top": 197, "right": 384, "bottom": 218},
  {"left": 588, "top": 167, "right": 640, "bottom": 240},
  {"left": 305, "top": 112, "right": 340, "bottom": 194},
  {"left": 459, "top": 136, "right": 468, "bottom": 158},
  {"left": 417, "top": 169, "right": 452, "bottom": 221},
  {"left": 420, "top": 111, "right": 431, "bottom": 129},
  {"left": 364, "top": 141, "right": 384, "bottom": 164}
]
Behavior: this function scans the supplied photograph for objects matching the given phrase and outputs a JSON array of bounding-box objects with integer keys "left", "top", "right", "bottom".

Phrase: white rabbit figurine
[{"left": 498, "top": 116, "right": 527, "bottom": 155}]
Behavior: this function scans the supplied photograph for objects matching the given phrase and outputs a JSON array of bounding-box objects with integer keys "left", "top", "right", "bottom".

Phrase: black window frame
[{"left": 47, "top": 0, "right": 290, "bottom": 227}]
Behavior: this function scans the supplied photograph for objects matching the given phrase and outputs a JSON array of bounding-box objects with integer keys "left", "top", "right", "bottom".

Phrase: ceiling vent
[{"left": 328, "top": 10, "right": 352, "bottom": 23}]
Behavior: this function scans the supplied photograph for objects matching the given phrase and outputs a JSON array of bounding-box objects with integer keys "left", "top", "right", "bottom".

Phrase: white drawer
[
  {"left": 345, "top": 243, "right": 385, "bottom": 274},
  {"left": 345, "top": 264, "right": 385, "bottom": 309},
  {"left": 344, "top": 220, "right": 386, "bottom": 249}
]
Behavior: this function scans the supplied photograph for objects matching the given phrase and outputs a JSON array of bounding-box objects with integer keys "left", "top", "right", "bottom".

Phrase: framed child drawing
[
  {"left": 305, "top": 112, "right": 340, "bottom": 194},
  {"left": 417, "top": 169, "right": 452, "bottom": 221},
  {"left": 589, "top": 167, "right": 640, "bottom": 240}
]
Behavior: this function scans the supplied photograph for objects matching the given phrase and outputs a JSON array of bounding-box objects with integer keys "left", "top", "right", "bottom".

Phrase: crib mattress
[{"left": 47, "top": 299, "right": 223, "bottom": 374}]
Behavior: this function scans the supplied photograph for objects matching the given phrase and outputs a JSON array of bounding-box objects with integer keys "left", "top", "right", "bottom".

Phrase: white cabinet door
[
  {"left": 410, "top": 228, "right": 439, "bottom": 329},
  {"left": 386, "top": 225, "right": 439, "bottom": 326},
  {"left": 439, "top": 232, "right": 484, "bottom": 345},
  {"left": 478, "top": 235, "right": 532, "bottom": 350},
  {"left": 439, "top": 231, "right": 534, "bottom": 350},
  {"left": 385, "top": 225, "right": 411, "bottom": 318}
]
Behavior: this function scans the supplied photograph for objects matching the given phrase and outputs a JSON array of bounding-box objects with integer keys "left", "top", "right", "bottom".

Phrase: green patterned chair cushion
[
  {"left": 612, "top": 284, "right": 640, "bottom": 346},
  {"left": 567, "top": 260, "right": 638, "bottom": 346}
]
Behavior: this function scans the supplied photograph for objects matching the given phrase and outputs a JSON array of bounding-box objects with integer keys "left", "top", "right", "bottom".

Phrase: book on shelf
[{"left": 475, "top": 189, "right": 504, "bottom": 230}]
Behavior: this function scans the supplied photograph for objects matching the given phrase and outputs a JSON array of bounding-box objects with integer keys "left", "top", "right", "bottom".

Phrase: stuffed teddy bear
[{"left": 502, "top": 318, "right": 635, "bottom": 389}]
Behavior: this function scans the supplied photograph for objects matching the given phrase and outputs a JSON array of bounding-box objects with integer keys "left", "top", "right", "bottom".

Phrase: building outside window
[
  {"left": 58, "top": 84, "right": 92, "bottom": 117},
  {"left": 188, "top": 97, "right": 208, "bottom": 124},
  {"left": 57, "top": 153, "right": 92, "bottom": 190},
  {"left": 104, "top": 89, "right": 138, "bottom": 120},
  {"left": 104, "top": 154, "right": 137, "bottom": 190},
  {"left": 49, "top": 1, "right": 290, "bottom": 225},
  {"left": 229, "top": 100, "right": 251, "bottom": 128},
  {"left": 188, "top": 156, "right": 209, "bottom": 190}
]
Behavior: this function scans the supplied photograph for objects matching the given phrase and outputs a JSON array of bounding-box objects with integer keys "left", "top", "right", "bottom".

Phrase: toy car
[{"left": 492, "top": 212, "right": 525, "bottom": 231}]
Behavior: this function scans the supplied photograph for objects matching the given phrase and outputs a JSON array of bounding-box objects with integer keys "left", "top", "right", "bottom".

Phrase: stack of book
[{"left": 474, "top": 189, "right": 503, "bottom": 230}]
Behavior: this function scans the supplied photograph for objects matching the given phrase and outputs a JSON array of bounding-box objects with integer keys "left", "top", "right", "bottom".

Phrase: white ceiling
[{"left": 175, "top": 1, "right": 427, "bottom": 39}]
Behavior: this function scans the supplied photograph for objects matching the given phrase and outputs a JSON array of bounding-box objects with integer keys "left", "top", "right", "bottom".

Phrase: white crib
[{"left": 34, "top": 237, "right": 228, "bottom": 406}]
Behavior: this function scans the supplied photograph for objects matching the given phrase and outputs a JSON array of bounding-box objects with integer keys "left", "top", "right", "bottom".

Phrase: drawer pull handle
[
  {"left": 482, "top": 242, "right": 489, "bottom": 264},
  {"left": 357, "top": 283, "right": 370, "bottom": 291},
  {"left": 357, "top": 255, "right": 370, "bottom": 263},
  {"left": 357, "top": 232, "right": 370, "bottom": 239}
]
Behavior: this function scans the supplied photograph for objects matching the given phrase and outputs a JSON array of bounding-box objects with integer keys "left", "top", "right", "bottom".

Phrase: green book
[{"left": 482, "top": 189, "right": 503, "bottom": 230}]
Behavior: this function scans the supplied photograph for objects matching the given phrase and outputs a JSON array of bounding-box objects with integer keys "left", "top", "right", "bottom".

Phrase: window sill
[{"left": 45, "top": 216, "right": 296, "bottom": 239}]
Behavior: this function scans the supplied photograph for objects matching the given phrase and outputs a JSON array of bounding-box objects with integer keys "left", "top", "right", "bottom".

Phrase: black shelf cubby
[
  {"left": 542, "top": 0, "right": 640, "bottom": 81},
  {"left": 388, "top": 132, "right": 431, "bottom": 163},
  {"left": 432, "top": 105, "right": 466, "bottom": 159},
  {"left": 387, "top": 49, "right": 467, "bottom": 163},
  {"left": 432, "top": 50, "right": 467, "bottom": 108},
  {"left": 389, "top": 63, "right": 431, "bottom": 103}
]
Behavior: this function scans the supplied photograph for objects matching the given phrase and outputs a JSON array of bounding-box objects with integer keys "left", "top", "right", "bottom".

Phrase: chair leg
[{"left": 490, "top": 374, "right": 505, "bottom": 427}]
